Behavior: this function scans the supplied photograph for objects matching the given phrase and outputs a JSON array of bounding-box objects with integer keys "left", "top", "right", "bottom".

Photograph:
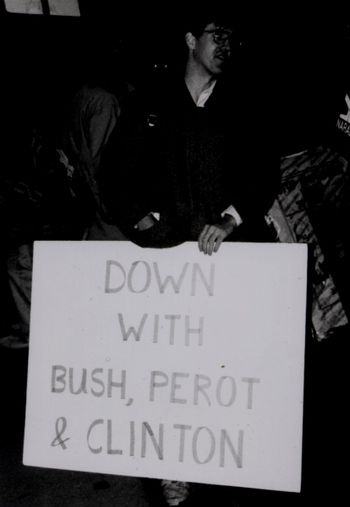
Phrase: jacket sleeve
[{"left": 99, "top": 91, "right": 163, "bottom": 239}]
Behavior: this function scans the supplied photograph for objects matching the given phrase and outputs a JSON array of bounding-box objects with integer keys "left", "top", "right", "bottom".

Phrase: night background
[
  {"left": 0, "top": 2, "right": 349, "bottom": 506},
  {"left": 1, "top": 2, "right": 350, "bottom": 156}
]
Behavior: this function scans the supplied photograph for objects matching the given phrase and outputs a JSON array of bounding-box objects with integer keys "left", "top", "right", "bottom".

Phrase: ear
[{"left": 185, "top": 32, "right": 197, "bottom": 50}]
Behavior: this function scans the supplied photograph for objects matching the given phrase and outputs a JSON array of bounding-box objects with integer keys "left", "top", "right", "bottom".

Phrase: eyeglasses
[{"left": 202, "top": 28, "right": 233, "bottom": 46}]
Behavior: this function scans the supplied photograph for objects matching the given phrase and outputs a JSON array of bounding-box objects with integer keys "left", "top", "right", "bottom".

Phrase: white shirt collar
[{"left": 196, "top": 80, "right": 217, "bottom": 107}]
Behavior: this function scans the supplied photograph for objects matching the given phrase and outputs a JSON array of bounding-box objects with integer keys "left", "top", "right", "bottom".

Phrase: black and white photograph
[{"left": 0, "top": 1, "right": 349, "bottom": 506}]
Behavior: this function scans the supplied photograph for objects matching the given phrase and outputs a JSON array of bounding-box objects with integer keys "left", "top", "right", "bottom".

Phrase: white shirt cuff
[
  {"left": 150, "top": 212, "right": 160, "bottom": 221},
  {"left": 221, "top": 205, "right": 242, "bottom": 226}
]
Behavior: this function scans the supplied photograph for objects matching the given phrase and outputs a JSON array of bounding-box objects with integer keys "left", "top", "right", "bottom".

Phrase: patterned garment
[{"left": 267, "top": 145, "right": 349, "bottom": 340}]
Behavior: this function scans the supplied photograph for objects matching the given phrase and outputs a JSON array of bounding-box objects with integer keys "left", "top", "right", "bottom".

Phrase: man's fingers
[
  {"left": 200, "top": 227, "right": 214, "bottom": 254},
  {"left": 198, "top": 220, "right": 235, "bottom": 255},
  {"left": 198, "top": 226, "right": 225, "bottom": 255},
  {"left": 213, "top": 234, "right": 224, "bottom": 253},
  {"left": 198, "top": 224, "right": 210, "bottom": 252}
]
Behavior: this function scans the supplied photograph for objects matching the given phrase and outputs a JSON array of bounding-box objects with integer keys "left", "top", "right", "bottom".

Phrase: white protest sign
[{"left": 23, "top": 241, "right": 307, "bottom": 493}]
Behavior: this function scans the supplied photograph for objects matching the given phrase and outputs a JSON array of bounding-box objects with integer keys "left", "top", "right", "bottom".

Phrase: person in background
[
  {"left": 0, "top": 42, "right": 134, "bottom": 349},
  {"left": 0, "top": 121, "right": 82, "bottom": 349},
  {"left": 60, "top": 41, "right": 135, "bottom": 240}
]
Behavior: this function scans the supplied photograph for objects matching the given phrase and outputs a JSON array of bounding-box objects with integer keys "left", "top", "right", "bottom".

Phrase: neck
[{"left": 184, "top": 61, "right": 217, "bottom": 104}]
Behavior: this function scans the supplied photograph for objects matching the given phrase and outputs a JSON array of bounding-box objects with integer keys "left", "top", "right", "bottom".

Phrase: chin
[
  {"left": 212, "top": 66, "right": 224, "bottom": 76},
  {"left": 212, "top": 59, "right": 226, "bottom": 74}
]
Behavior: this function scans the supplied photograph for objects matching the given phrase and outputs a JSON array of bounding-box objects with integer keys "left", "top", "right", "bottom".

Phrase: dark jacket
[{"left": 101, "top": 73, "right": 280, "bottom": 247}]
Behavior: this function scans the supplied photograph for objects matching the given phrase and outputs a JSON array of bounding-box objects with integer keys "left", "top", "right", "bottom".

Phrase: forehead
[{"left": 202, "top": 22, "right": 233, "bottom": 34}]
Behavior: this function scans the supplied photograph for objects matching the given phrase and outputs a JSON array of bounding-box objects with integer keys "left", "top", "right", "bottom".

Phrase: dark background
[
  {"left": 1, "top": 2, "right": 350, "bottom": 156},
  {"left": 0, "top": 3, "right": 349, "bottom": 506}
]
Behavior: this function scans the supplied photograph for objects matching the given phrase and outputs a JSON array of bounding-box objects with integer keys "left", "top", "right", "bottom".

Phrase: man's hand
[
  {"left": 198, "top": 215, "right": 237, "bottom": 255},
  {"left": 135, "top": 214, "right": 157, "bottom": 231}
]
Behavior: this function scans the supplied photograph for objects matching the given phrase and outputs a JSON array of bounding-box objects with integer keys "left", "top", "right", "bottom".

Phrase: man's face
[{"left": 192, "top": 22, "right": 232, "bottom": 76}]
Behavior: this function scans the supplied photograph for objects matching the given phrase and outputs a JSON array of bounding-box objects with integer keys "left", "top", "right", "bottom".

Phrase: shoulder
[{"left": 74, "top": 86, "right": 119, "bottom": 112}]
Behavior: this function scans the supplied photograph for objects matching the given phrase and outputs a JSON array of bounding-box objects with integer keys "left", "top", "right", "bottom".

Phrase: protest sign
[{"left": 23, "top": 241, "right": 307, "bottom": 492}]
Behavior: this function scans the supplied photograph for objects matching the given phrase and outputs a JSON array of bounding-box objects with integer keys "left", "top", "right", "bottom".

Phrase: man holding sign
[
  {"left": 101, "top": 8, "right": 280, "bottom": 256},
  {"left": 99, "top": 7, "right": 281, "bottom": 506},
  {"left": 23, "top": 9, "right": 294, "bottom": 507}
]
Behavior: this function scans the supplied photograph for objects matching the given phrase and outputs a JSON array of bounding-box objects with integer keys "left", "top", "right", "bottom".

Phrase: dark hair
[{"left": 181, "top": 6, "right": 237, "bottom": 37}]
